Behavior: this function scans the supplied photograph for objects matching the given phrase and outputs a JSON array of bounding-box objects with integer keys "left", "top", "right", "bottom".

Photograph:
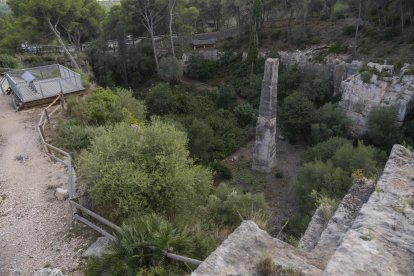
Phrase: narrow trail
[{"left": 0, "top": 95, "right": 88, "bottom": 275}]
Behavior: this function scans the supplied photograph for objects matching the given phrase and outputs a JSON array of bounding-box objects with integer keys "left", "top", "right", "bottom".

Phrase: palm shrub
[{"left": 85, "top": 214, "right": 194, "bottom": 275}]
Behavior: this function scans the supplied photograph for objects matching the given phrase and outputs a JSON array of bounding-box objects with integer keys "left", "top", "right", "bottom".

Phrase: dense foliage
[{"left": 78, "top": 122, "right": 212, "bottom": 220}]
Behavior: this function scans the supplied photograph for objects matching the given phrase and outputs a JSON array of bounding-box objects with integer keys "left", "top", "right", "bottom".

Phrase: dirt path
[{"left": 0, "top": 95, "right": 89, "bottom": 275}]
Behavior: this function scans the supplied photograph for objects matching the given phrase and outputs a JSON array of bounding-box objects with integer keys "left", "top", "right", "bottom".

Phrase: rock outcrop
[
  {"left": 191, "top": 221, "right": 323, "bottom": 276},
  {"left": 193, "top": 145, "right": 414, "bottom": 276},
  {"left": 323, "top": 145, "right": 414, "bottom": 275},
  {"left": 252, "top": 58, "right": 279, "bottom": 173},
  {"left": 339, "top": 63, "right": 414, "bottom": 135}
]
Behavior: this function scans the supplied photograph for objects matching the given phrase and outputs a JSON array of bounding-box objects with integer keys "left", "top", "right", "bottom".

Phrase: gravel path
[{"left": 0, "top": 95, "right": 88, "bottom": 275}]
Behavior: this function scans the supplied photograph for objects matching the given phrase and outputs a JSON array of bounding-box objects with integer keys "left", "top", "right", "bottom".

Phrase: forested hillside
[{"left": 0, "top": 0, "right": 413, "bottom": 274}]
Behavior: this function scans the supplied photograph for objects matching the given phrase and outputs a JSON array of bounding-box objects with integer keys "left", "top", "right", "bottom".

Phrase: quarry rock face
[
  {"left": 278, "top": 48, "right": 362, "bottom": 95},
  {"left": 191, "top": 221, "right": 323, "bottom": 276},
  {"left": 252, "top": 58, "right": 279, "bottom": 173},
  {"left": 194, "top": 145, "right": 414, "bottom": 276},
  {"left": 339, "top": 63, "right": 414, "bottom": 136},
  {"left": 323, "top": 145, "right": 414, "bottom": 275}
]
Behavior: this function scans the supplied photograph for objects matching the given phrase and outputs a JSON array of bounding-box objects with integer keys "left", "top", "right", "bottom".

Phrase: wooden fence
[{"left": 37, "top": 95, "right": 202, "bottom": 266}]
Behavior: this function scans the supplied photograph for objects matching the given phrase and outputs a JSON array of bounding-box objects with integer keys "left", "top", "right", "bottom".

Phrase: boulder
[
  {"left": 83, "top": 237, "right": 111, "bottom": 258},
  {"left": 54, "top": 188, "right": 68, "bottom": 201}
]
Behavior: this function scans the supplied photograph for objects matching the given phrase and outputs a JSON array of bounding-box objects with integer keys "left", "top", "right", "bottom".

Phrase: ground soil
[
  {"left": 0, "top": 95, "right": 93, "bottom": 275},
  {"left": 223, "top": 129, "right": 306, "bottom": 238}
]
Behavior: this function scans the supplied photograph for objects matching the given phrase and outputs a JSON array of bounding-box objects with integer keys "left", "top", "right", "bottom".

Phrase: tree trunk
[
  {"left": 304, "top": 0, "right": 309, "bottom": 33},
  {"left": 47, "top": 19, "right": 80, "bottom": 71},
  {"left": 149, "top": 29, "right": 160, "bottom": 75},
  {"left": 401, "top": 0, "right": 405, "bottom": 32},
  {"left": 169, "top": 0, "right": 176, "bottom": 58},
  {"left": 118, "top": 29, "right": 128, "bottom": 85},
  {"left": 354, "top": 0, "right": 362, "bottom": 55}
]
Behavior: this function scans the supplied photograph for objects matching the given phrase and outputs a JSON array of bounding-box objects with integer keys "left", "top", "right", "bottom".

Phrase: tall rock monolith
[{"left": 252, "top": 58, "right": 279, "bottom": 173}]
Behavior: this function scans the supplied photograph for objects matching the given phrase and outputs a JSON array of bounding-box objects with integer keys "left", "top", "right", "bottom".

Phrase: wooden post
[
  {"left": 60, "top": 93, "right": 65, "bottom": 110},
  {"left": 45, "top": 109, "right": 50, "bottom": 123},
  {"left": 38, "top": 125, "right": 50, "bottom": 154}
]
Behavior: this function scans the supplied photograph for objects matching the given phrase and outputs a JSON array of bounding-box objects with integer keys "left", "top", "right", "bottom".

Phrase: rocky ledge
[{"left": 192, "top": 145, "right": 414, "bottom": 275}]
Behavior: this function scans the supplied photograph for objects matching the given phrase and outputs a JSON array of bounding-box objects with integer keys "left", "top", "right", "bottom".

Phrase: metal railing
[{"left": 36, "top": 96, "right": 202, "bottom": 266}]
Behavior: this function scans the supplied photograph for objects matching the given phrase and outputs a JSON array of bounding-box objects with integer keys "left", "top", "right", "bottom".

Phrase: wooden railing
[{"left": 37, "top": 95, "right": 203, "bottom": 266}]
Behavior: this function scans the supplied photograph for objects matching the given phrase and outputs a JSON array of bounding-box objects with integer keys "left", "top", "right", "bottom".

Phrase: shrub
[
  {"left": 211, "top": 161, "right": 233, "bottom": 179},
  {"left": 187, "top": 118, "right": 214, "bottom": 162},
  {"left": 85, "top": 214, "right": 194, "bottom": 275},
  {"left": 342, "top": 25, "right": 355, "bottom": 36},
  {"left": 298, "top": 72, "right": 331, "bottom": 105},
  {"left": 53, "top": 120, "right": 105, "bottom": 151},
  {"left": 145, "top": 83, "right": 177, "bottom": 116},
  {"left": 216, "top": 85, "right": 237, "bottom": 109},
  {"left": 0, "top": 54, "right": 18, "bottom": 68},
  {"left": 67, "top": 88, "right": 145, "bottom": 125},
  {"left": 73, "top": 68, "right": 91, "bottom": 90},
  {"left": 234, "top": 103, "right": 258, "bottom": 127},
  {"left": 361, "top": 71, "right": 373, "bottom": 83},
  {"left": 159, "top": 56, "right": 183, "bottom": 83},
  {"left": 270, "top": 31, "right": 282, "bottom": 41},
  {"left": 279, "top": 91, "right": 317, "bottom": 142},
  {"left": 285, "top": 213, "right": 311, "bottom": 239},
  {"left": 278, "top": 66, "right": 302, "bottom": 100},
  {"left": 367, "top": 106, "right": 402, "bottom": 151},
  {"left": 257, "top": 255, "right": 276, "bottom": 276},
  {"left": 206, "top": 183, "right": 269, "bottom": 228},
  {"left": 78, "top": 122, "right": 213, "bottom": 220},
  {"left": 186, "top": 55, "right": 218, "bottom": 80},
  {"left": 311, "top": 103, "right": 350, "bottom": 143},
  {"left": 329, "top": 43, "right": 348, "bottom": 54},
  {"left": 302, "top": 137, "right": 352, "bottom": 163}
]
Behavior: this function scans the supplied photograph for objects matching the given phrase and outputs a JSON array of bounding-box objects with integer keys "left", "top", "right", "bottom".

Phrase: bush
[
  {"left": 53, "top": 120, "right": 105, "bottom": 151},
  {"left": 367, "top": 106, "right": 402, "bottom": 151},
  {"left": 329, "top": 43, "right": 348, "bottom": 54},
  {"left": 78, "top": 121, "right": 213, "bottom": 220},
  {"left": 298, "top": 72, "right": 331, "bottom": 105},
  {"left": 211, "top": 161, "right": 233, "bottom": 179},
  {"left": 285, "top": 213, "right": 311, "bottom": 239},
  {"left": 360, "top": 71, "right": 373, "bottom": 83},
  {"left": 234, "top": 103, "right": 258, "bottom": 127},
  {"left": 0, "top": 54, "right": 18, "bottom": 68},
  {"left": 270, "top": 31, "right": 282, "bottom": 41},
  {"left": 311, "top": 103, "right": 350, "bottom": 143},
  {"left": 343, "top": 25, "right": 355, "bottom": 36},
  {"left": 302, "top": 137, "right": 352, "bottom": 163},
  {"left": 279, "top": 91, "right": 317, "bottom": 142},
  {"left": 278, "top": 66, "right": 302, "bottom": 100},
  {"left": 186, "top": 55, "right": 218, "bottom": 80},
  {"left": 159, "top": 56, "right": 183, "bottom": 83},
  {"left": 187, "top": 118, "right": 214, "bottom": 162},
  {"left": 145, "top": 83, "right": 177, "bottom": 116},
  {"left": 67, "top": 88, "right": 145, "bottom": 125},
  {"left": 206, "top": 183, "right": 269, "bottom": 228},
  {"left": 216, "top": 85, "right": 237, "bottom": 109},
  {"left": 85, "top": 214, "right": 194, "bottom": 275},
  {"left": 257, "top": 256, "right": 276, "bottom": 276}
]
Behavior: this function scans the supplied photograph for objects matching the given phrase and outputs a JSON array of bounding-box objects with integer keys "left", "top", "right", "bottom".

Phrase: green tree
[
  {"left": 8, "top": 0, "right": 105, "bottom": 70},
  {"left": 187, "top": 118, "right": 214, "bottom": 162},
  {"left": 145, "top": 83, "right": 177, "bottom": 115},
  {"left": 216, "top": 85, "right": 237, "bottom": 109},
  {"left": 159, "top": 56, "right": 183, "bottom": 83},
  {"left": 247, "top": 0, "right": 260, "bottom": 73},
  {"left": 302, "top": 136, "right": 351, "bottom": 163},
  {"left": 234, "top": 103, "right": 258, "bottom": 127},
  {"left": 78, "top": 121, "right": 213, "bottom": 220},
  {"left": 311, "top": 103, "right": 350, "bottom": 143},
  {"left": 279, "top": 91, "right": 317, "bottom": 142},
  {"left": 367, "top": 106, "right": 403, "bottom": 151}
]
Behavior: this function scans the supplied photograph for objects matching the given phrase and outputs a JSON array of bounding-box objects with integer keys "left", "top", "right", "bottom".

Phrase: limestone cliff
[
  {"left": 339, "top": 64, "right": 414, "bottom": 135},
  {"left": 192, "top": 145, "right": 414, "bottom": 275}
]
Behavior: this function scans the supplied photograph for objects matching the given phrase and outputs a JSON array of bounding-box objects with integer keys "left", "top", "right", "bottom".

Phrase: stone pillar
[{"left": 252, "top": 58, "right": 279, "bottom": 173}]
